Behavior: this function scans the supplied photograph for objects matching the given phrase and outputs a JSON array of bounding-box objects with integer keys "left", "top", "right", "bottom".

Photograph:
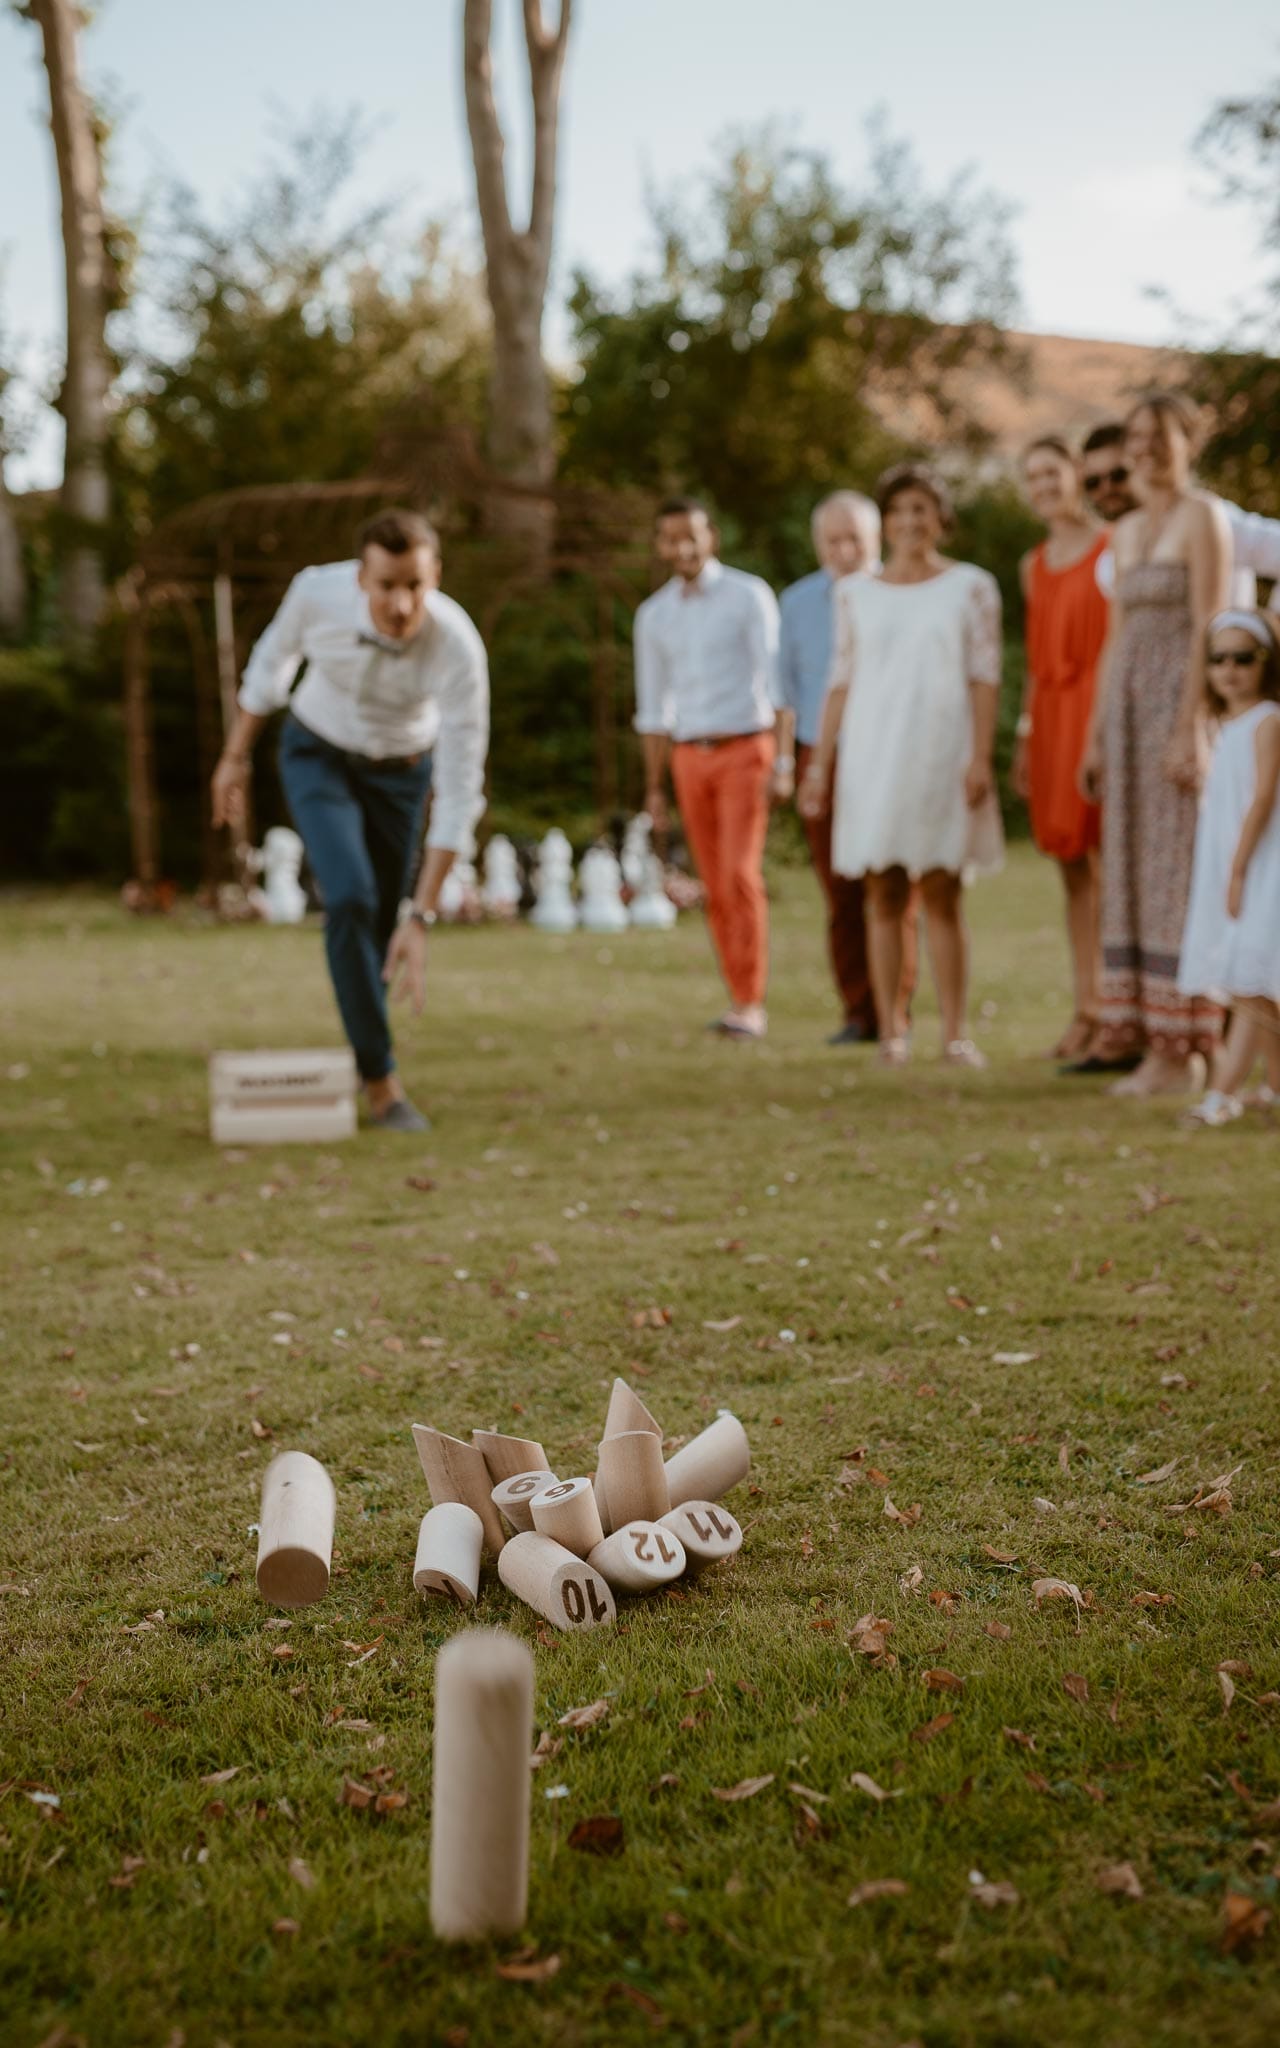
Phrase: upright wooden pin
[
  {"left": 498, "top": 1531, "right": 616, "bottom": 1632},
  {"left": 659, "top": 1499, "right": 743, "bottom": 1574},
  {"left": 596, "top": 1428, "right": 670, "bottom": 1527},
  {"left": 430, "top": 1628, "right": 534, "bottom": 1941},
  {"left": 594, "top": 1378, "right": 664, "bottom": 1533},
  {"left": 664, "top": 1411, "right": 750, "bottom": 1507},
  {"left": 473, "top": 1430, "right": 550, "bottom": 1485},
  {"left": 491, "top": 1469, "right": 558, "bottom": 1536},
  {"left": 411, "top": 1425, "right": 507, "bottom": 1556},
  {"left": 256, "top": 1451, "right": 336, "bottom": 1609},
  {"left": 588, "top": 1520, "right": 686, "bottom": 1593},
  {"left": 414, "top": 1503, "right": 483, "bottom": 1604},
  {"left": 529, "top": 1476, "right": 604, "bottom": 1558}
]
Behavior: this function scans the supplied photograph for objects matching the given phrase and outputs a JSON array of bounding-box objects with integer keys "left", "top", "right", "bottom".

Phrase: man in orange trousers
[{"left": 634, "top": 497, "right": 791, "bottom": 1040}]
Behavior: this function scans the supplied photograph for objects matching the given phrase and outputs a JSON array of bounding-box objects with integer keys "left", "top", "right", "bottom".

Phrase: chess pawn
[
  {"left": 530, "top": 828, "right": 577, "bottom": 933},
  {"left": 596, "top": 1429, "right": 670, "bottom": 1527},
  {"left": 588, "top": 1520, "right": 686, "bottom": 1593},
  {"left": 578, "top": 843, "right": 629, "bottom": 934},
  {"left": 491, "top": 1469, "right": 559, "bottom": 1536},
  {"left": 659, "top": 1499, "right": 743, "bottom": 1574},
  {"left": 256, "top": 1451, "right": 335, "bottom": 1608},
  {"left": 260, "top": 827, "right": 307, "bottom": 924},
  {"left": 530, "top": 1476, "right": 604, "bottom": 1558},
  {"left": 481, "top": 834, "right": 521, "bottom": 918},
  {"left": 498, "top": 1532, "right": 616, "bottom": 1632},
  {"left": 629, "top": 849, "right": 676, "bottom": 930},
  {"left": 430, "top": 1628, "right": 534, "bottom": 1941},
  {"left": 413, "top": 1502, "right": 483, "bottom": 1604},
  {"left": 411, "top": 1424, "right": 508, "bottom": 1557},
  {"left": 664, "top": 1411, "right": 751, "bottom": 1508}
]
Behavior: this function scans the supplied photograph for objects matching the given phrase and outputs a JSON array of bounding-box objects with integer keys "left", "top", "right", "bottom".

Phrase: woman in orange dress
[{"left": 1013, "top": 436, "right": 1108, "bottom": 1059}]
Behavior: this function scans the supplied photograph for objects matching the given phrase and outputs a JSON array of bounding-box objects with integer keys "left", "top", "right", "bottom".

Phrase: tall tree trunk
[
  {"left": 29, "top": 0, "right": 112, "bottom": 662},
  {"left": 0, "top": 462, "right": 26, "bottom": 639},
  {"left": 463, "top": 0, "right": 572, "bottom": 547}
]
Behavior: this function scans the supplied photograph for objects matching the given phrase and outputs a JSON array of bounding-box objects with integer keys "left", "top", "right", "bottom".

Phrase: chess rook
[
  {"left": 497, "top": 1531, "right": 616, "bottom": 1632},
  {"left": 430, "top": 1628, "right": 534, "bottom": 1941},
  {"left": 659, "top": 1499, "right": 743, "bottom": 1573},
  {"left": 530, "top": 1475, "right": 604, "bottom": 1558},
  {"left": 256, "top": 1451, "right": 336, "bottom": 1609},
  {"left": 596, "top": 1428, "right": 670, "bottom": 1527},
  {"left": 413, "top": 1502, "right": 483, "bottom": 1604},
  {"left": 473, "top": 1430, "right": 550, "bottom": 1485},
  {"left": 491, "top": 1469, "right": 558, "bottom": 1536},
  {"left": 411, "top": 1424, "right": 507, "bottom": 1557},
  {"left": 589, "top": 1520, "right": 687, "bottom": 1592},
  {"left": 664, "top": 1410, "right": 750, "bottom": 1507}
]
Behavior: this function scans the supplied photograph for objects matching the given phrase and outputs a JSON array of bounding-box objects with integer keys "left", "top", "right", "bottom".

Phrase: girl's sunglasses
[{"left": 1207, "top": 649, "right": 1263, "bottom": 668}]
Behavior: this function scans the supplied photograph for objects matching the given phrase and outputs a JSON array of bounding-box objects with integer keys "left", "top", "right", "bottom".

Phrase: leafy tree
[{"left": 561, "top": 122, "right": 1023, "bottom": 584}]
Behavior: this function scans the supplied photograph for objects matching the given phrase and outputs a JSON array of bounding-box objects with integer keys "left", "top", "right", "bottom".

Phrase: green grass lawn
[{"left": 2, "top": 848, "right": 1278, "bottom": 2048}]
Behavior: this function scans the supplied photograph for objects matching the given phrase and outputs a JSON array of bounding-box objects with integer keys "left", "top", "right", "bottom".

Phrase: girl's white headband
[{"left": 1209, "top": 609, "right": 1276, "bottom": 652}]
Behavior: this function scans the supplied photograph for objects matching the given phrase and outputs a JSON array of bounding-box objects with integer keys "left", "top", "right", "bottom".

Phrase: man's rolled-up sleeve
[
  {"left": 633, "top": 599, "right": 673, "bottom": 735},
  {"left": 426, "top": 633, "right": 490, "bottom": 852},
  {"left": 238, "top": 570, "right": 312, "bottom": 714}
]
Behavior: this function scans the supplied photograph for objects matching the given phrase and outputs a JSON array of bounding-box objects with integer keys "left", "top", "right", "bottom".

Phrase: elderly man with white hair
[{"left": 780, "top": 491, "right": 917, "bottom": 1043}]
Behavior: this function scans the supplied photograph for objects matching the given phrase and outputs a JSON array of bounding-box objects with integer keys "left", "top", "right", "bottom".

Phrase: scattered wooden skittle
[
  {"left": 597, "top": 1428, "right": 670, "bottom": 1526},
  {"left": 529, "top": 1476, "right": 604, "bottom": 1558},
  {"left": 589, "top": 1520, "right": 686, "bottom": 1592},
  {"left": 412, "top": 1425, "right": 507, "bottom": 1557},
  {"left": 414, "top": 1503, "right": 483, "bottom": 1605},
  {"left": 430, "top": 1628, "right": 533, "bottom": 1940},
  {"left": 491, "top": 1469, "right": 558, "bottom": 1536},
  {"left": 659, "top": 1499, "right": 743, "bottom": 1573},
  {"left": 497, "top": 1531, "right": 615, "bottom": 1632},
  {"left": 664, "top": 1411, "right": 750, "bottom": 1507},
  {"left": 256, "top": 1451, "right": 335, "bottom": 1609}
]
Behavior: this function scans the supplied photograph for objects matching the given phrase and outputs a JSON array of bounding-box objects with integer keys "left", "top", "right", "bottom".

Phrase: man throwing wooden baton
[{"left": 210, "top": 510, "right": 489, "bottom": 1131}]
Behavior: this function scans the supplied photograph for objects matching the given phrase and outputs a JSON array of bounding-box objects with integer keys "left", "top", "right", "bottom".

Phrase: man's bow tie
[{"left": 357, "top": 631, "right": 411, "bottom": 658}]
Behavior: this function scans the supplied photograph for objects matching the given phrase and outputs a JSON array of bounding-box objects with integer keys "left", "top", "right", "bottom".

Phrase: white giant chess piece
[
  {"left": 621, "top": 813, "right": 651, "bottom": 894},
  {"left": 439, "top": 828, "right": 480, "bottom": 923},
  {"left": 629, "top": 849, "right": 677, "bottom": 929},
  {"left": 578, "top": 843, "right": 629, "bottom": 934},
  {"left": 530, "top": 828, "right": 578, "bottom": 933},
  {"left": 481, "top": 834, "right": 521, "bottom": 918},
  {"left": 260, "top": 826, "right": 307, "bottom": 924}
]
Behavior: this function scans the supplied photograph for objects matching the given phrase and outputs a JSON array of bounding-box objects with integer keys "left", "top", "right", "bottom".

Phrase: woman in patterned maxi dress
[{"left": 1078, "top": 395, "right": 1231, "bottom": 1095}]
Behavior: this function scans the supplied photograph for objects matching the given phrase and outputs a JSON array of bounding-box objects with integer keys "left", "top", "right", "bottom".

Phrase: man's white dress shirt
[
  {"left": 239, "top": 561, "right": 489, "bottom": 851},
  {"left": 633, "top": 558, "right": 781, "bottom": 741},
  {"left": 1096, "top": 497, "right": 1280, "bottom": 605}
]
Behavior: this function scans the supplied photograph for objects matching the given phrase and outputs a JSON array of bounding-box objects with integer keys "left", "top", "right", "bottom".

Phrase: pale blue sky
[{"left": 1, "top": 0, "right": 1276, "bottom": 486}]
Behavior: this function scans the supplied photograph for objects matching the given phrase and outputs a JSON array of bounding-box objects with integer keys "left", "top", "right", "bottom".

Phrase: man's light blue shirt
[{"left": 778, "top": 567, "right": 838, "bottom": 748}]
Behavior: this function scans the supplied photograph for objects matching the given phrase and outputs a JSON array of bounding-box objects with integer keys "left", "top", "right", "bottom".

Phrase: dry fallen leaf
[
  {"left": 272, "top": 1917, "right": 300, "bottom": 1938},
  {"left": 848, "top": 1878, "right": 910, "bottom": 1906},
  {"left": 971, "top": 1876, "right": 1019, "bottom": 1909},
  {"left": 1221, "top": 1891, "right": 1270, "bottom": 1957},
  {"left": 288, "top": 1857, "right": 315, "bottom": 1890},
  {"left": 910, "top": 1713, "right": 955, "bottom": 1744},
  {"left": 702, "top": 1316, "right": 742, "bottom": 1333},
  {"left": 1130, "top": 1592, "right": 1174, "bottom": 1609},
  {"left": 982, "top": 1544, "right": 1018, "bottom": 1565},
  {"left": 495, "top": 1950, "right": 561, "bottom": 1983},
  {"left": 1219, "top": 1671, "right": 1236, "bottom": 1714},
  {"left": 566, "top": 1814, "right": 624, "bottom": 1856},
  {"left": 883, "top": 1497, "right": 922, "bottom": 1527},
  {"left": 1002, "top": 1727, "right": 1037, "bottom": 1751},
  {"left": 898, "top": 1565, "right": 924, "bottom": 1594},
  {"left": 1062, "top": 1673, "right": 1089, "bottom": 1704},
  {"left": 530, "top": 1732, "right": 564, "bottom": 1771},
  {"left": 339, "top": 1777, "right": 374, "bottom": 1811},
  {"left": 1134, "top": 1459, "right": 1178, "bottom": 1486},
  {"left": 984, "top": 1621, "right": 1012, "bottom": 1642},
  {"left": 1032, "top": 1578, "right": 1085, "bottom": 1629},
  {"left": 848, "top": 1772, "right": 901, "bottom": 1802},
  {"left": 199, "top": 1767, "right": 240, "bottom": 1787},
  {"left": 558, "top": 1698, "right": 611, "bottom": 1732},
  {"left": 1032, "top": 1497, "right": 1057, "bottom": 1515},
  {"left": 923, "top": 1669, "right": 965, "bottom": 1694},
  {"left": 1096, "top": 1861, "right": 1144, "bottom": 1899},
  {"left": 711, "top": 1774, "right": 775, "bottom": 1802}
]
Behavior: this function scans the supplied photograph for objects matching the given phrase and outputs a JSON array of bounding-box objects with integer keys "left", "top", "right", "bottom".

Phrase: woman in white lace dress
[{"left": 799, "top": 466, "right": 1003, "bottom": 1066}]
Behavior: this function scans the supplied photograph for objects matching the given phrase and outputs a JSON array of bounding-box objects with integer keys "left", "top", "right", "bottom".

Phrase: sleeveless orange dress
[{"left": 1025, "top": 534, "right": 1107, "bottom": 862}]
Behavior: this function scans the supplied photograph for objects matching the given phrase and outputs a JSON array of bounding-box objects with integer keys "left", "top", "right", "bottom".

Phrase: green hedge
[{"left": 0, "top": 651, "right": 130, "bottom": 880}]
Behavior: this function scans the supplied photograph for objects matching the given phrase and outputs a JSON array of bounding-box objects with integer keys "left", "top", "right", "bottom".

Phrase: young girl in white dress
[{"left": 1178, "top": 609, "right": 1280, "bottom": 1125}]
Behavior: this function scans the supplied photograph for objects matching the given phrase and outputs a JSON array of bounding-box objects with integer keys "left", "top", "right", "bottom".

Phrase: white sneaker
[{"left": 1184, "top": 1089, "right": 1243, "bottom": 1128}]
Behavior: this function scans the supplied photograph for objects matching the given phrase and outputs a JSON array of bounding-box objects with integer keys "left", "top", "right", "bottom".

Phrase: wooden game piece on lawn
[
  {"left": 664, "top": 1410, "right": 750, "bottom": 1508},
  {"left": 497, "top": 1532, "right": 616, "bottom": 1632},
  {"left": 588, "top": 1520, "right": 687, "bottom": 1593},
  {"left": 595, "top": 1377, "right": 664, "bottom": 1533},
  {"left": 659, "top": 1499, "right": 743, "bottom": 1574},
  {"left": 529, "top": 1476, "right": 604, "bottom": 1558},
  {"left": 209, "top": 1049, "right": 357, "bottom": 1146},
  {"left": 596, "top": 1428, "right": 670, "bottom": 1528},
  {"left": 473, "top": 1430, "right": 550, "bottom": 1485},
  {"left": 256, "top": 1451, "right": 336, "bottom": 1609},
  {"left": 430, "top": 1627, "right": 534, "bottom": 1941},
  {"left": 413, "top": 1502, "right": 483, "bottom": 1604},
  {"left": 411, "top": 1425, "right": 507, "bottom": 1557},
  {"left": 491, "top": 1469, "right": 558, "bottom": 1536}
]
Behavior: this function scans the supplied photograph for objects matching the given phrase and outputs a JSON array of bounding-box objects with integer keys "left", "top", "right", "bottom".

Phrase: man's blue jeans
[{"left": 278, "top": 714, "right": 432, "bottom": 1082}]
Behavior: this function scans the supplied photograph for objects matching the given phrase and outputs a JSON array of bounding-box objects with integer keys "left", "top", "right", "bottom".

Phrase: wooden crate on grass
[{"left": 209, "top": 1048, "right": 357, "bottom": 1145}]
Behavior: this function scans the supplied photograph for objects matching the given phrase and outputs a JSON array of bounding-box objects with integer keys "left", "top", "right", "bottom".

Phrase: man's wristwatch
[
  {"left": 774, "top": 754, "right": 796, "bottom": 773},
  {"left": 398, "top": 900, "right": 438, "bottom": 931}
]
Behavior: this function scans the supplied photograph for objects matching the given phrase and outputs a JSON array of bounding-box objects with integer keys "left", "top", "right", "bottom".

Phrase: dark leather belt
[{"left": 676, "top": 730, "right": 771, "bottom": 751}]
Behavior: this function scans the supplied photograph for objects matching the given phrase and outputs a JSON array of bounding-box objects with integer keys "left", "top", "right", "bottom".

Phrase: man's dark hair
[
  {"left": 358, "top": 508, "right": 440, "bottom": 558},
  {"left": 1081, "top": 422, "right": 1125, "bottom": 457},
  {"left": 654, "top": 494, "right": 710, "bottom": 525}
]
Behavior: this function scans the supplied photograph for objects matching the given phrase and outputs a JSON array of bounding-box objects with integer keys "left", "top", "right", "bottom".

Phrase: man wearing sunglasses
[{"left": 1083, "top": 422, "right": 1280, "bottom": 601}]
